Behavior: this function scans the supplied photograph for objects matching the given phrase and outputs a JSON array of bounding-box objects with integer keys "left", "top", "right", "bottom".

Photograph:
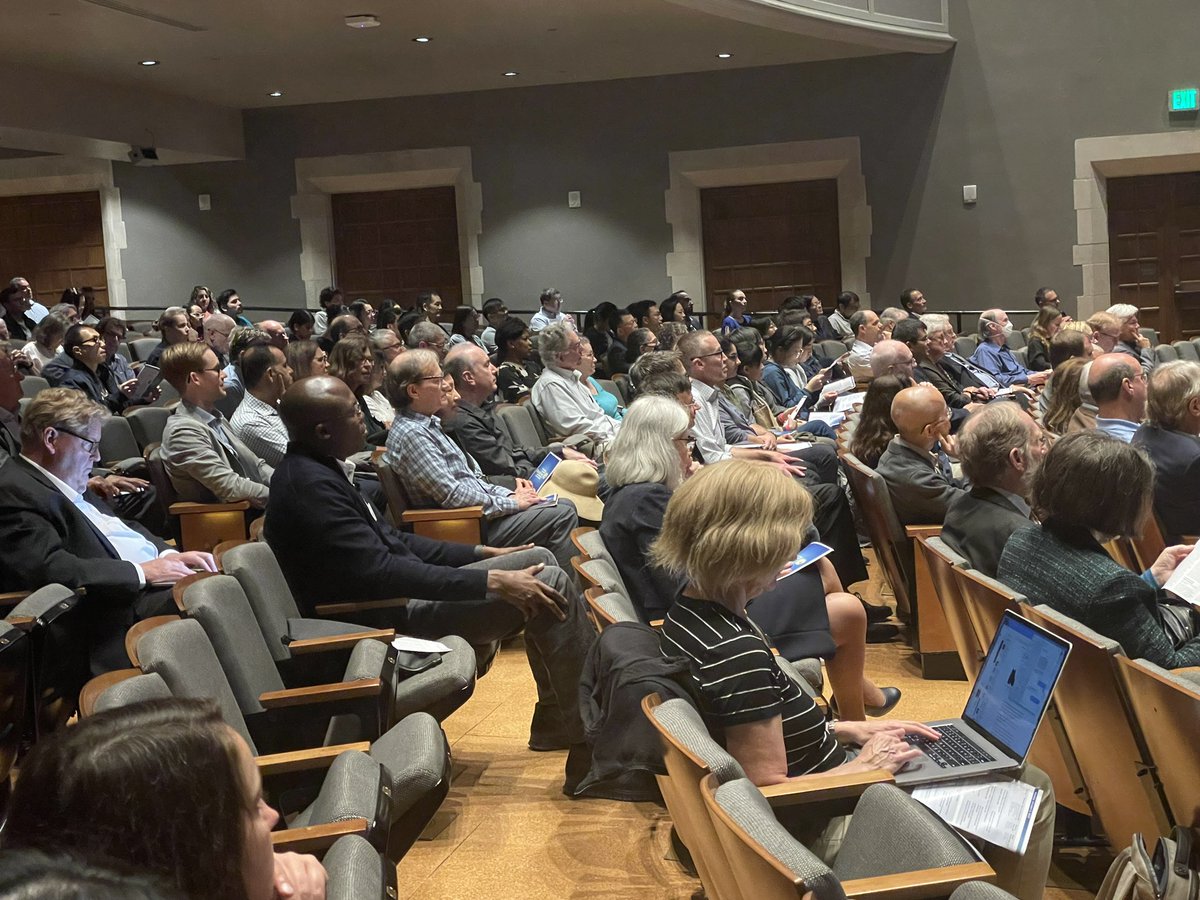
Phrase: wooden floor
[{"left": 395, "top": 556, "right": 1110, "bottom": 898}]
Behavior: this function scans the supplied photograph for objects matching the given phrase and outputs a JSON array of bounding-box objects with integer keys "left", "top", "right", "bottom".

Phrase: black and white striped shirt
[{"left": 661, "top": 594, "right": 845, "bottom": 777}]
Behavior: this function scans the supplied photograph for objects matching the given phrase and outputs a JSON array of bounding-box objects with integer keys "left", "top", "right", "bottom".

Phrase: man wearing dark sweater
[{"left": 265, "top": 376, "right": 595, "bottom": 781}]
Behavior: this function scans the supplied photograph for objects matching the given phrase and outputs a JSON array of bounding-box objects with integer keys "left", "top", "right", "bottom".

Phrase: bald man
[
  {"left": 869, "top": 339, "right": 916, "bottom": 380},
  {"left": 265, "top": 377, "right": 596, "bottom": 787},
  {"left": 258, "top": 319, "right": 287, "bottom": 350},
  {"left": 970, "top": 308, "right": 1050, "bottom": 388},
  {"left": 876, "top": 384, "right": 968, "bottom": 525},
  {"left": 1089, "top": 352, "right": 1147, "bottom": 443}
]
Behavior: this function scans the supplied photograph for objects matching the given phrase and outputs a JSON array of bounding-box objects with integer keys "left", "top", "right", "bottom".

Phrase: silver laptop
[{"left": 894, "top": 610, "right": 1071, "bottom": 786}]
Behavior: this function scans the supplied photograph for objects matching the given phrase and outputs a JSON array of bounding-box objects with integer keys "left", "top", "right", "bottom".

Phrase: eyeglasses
[
  {"left": 418, "top": 374, "right": 445, "bottom": 383},
  {"left": 55, "top": 426, "right": 99, "bottom": 453},
  {"left": 78, "top": 337, "right": 101, "bottom": 347},
  {"left": 693, "top": 349, "right": 725, "bottom": 361},
  {"left": 201, "top": 363, "right": 224, "bottom": 373}
]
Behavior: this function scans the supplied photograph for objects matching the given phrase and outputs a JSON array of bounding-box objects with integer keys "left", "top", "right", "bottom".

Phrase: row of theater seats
[
  {"left": 0, "top": 534, "right": 483, "bottom": 893},
  {"left": 830, "top": 400, "right": 1200, "bottom": 859}
]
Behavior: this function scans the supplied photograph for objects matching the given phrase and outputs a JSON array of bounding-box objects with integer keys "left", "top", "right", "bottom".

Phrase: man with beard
[{"left": 941, "top": 402, "right": 1050, "bottom": 577}]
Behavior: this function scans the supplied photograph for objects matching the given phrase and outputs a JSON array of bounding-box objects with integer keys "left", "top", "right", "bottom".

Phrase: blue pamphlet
[
  {"left": 530, "top": 452, "right": 562, "bottom": 491},
  {"left": 777, "top": 542, "right": 834, "bottom": 580}
]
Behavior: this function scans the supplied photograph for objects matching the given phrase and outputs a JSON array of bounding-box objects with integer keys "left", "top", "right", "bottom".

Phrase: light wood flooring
[{"left": 395, "top": 556, "right": 1110, "bottom": 898}]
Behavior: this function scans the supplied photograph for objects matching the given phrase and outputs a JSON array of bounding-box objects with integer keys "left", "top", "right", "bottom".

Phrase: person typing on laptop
[{"left": 653, "top": 459, "right": 1056, "bottom": 900}]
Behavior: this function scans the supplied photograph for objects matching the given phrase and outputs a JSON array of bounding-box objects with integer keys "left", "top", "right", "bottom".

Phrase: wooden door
[
  {"left": 700, "top": 180, "right": 841, "bottom": 316},
  {"left": 0, "top": 191, "right": 107, "bottom": 307},
  {"left": 1107, "top": 172, "right": 1200, "bottom": 342},
  {"left": 332, "top": 186, "right": 463, "bottom": 310}
]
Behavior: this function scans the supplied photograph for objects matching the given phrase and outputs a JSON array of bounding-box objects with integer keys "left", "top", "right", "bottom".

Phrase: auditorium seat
[
  {"left": 19, "top": 375, "right": 47, "bottom": 399},
  {"left": 1171, "top": 340, "right": 1199, "bottom": 363},
  {"left": 122, "top": 405, "right": 171, "bottom": 451},
  {"left": 570, "top": 525, "right": 606, "bottom": 561},
  {"left": 372, "top": 458, "right": 482, "bottom": 545},
  {"left": 323, "top": 835, "right": 397, "bottom": 898},
  {"left": 0, "top": 619, "right": 30, "bottom": 820},
  {"left": 1153, "top": 344, "right": 1178, "bottom": 365},
  {"left": 915, "top": 535, "right": 983, "bottom": 681},
  {"left": 128, "top": 337, "right": 160, "bottom": 363},
  {"left": 97, "top": 415, "right": 144, "bottom": 474},
  {"left": 5, "top": 585, "right": 88, "bottom": 742},
  {"left": 143, "top": 442, "right": 250, "bottom": 551}
]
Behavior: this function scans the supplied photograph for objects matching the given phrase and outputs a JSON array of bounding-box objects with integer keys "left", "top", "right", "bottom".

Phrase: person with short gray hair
[
  {"left": 1105, "top": 303, "right": 1154, "bottom": 373},
  {"left": 1089, "top": 352, "right": 1146, "bottom": 442},
  {"left": 969, "top": 308, "right": 1049, "bottom": 388},
  {"left": 1133, "top": 359, "right": 1200, "bottom": 543},
  {"left": 406, "top": 321, "right": 448, "bottom": 360},
  {"left": 530, "top": 323, "right": 619, "bottom": 457},
  {"left": 628, "top": 349, "right": 684, "bottom": 396}
]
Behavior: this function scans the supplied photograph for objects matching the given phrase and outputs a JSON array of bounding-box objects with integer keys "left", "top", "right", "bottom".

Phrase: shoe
[
  {"left": 857, "top": 594, "right": 892, "bottom": 624},
  {"left": 562, "top": 742, "right": 593, "bottom": 797},
  {"left": 866, "top": 622, "right": 900, "bottom": 643},
  {"left": 831, "top": 686, "right": 902, "bottom": 718}
]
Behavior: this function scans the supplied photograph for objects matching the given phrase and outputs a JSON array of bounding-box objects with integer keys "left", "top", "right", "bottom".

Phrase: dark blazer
[
  {"left": 444, "top": 399, "right": 553, "bottom": 480},
  {"left": 919, "top": 359, "right": 971, "bottom": 408},
  {"left": 599, "top": 482, "right": 682, "bottom": 620},
  {"left": 1000, "top": 522, "right": 1200, "bottom": 669},
  {"left": 265, "top": 444, "right": 487, "bottom": 621},
  {"left": 3, "top": 310, "right": 37, "bottom": 341},
  {"left": 606, "top": 340, "right": 630, "bottom": 377},
  {"left": 941, "top": 486, "right": 1031, "bottom": 577},
  {"left": 937, "top": 353, "right": 993, "bottom": 391},
  {"left": 51, "top": 359, "right": 128, "bottom": 413},
  {"left": 876, "top": 436, "right": 966, "bottom": 525},
  {"left": 1133, "top": 424, "right": 1200, "bottom": 543},
  {"left": 0, "top": 455, "right": 173, "bottom": 672}
]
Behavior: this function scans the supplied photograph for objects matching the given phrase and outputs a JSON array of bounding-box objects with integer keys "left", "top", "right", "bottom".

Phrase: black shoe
[
  {"left": 562, "top": 742, "right": 593, "bottom": 797},
  {"left": 831, "top": 686, "right": 903, "bottom": 719},
  {"left": 866, "top": 622, "right": 901, "bottom": 643},
  {"left": 528, "top": 702, "right": 569, "bottom": 752},
  {"left": 857, "top": 594, "right": 892, "bottom": 624}
]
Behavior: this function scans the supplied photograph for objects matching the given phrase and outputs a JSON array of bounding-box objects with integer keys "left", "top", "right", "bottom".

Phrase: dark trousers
[{"left": 791, "top": 444, "right": 868, "bottom": 588}]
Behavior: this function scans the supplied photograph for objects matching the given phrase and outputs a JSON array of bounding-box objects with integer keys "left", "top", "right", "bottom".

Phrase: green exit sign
[{"left": 1169, "top": 88, "right": 1199, "bottom": 112}]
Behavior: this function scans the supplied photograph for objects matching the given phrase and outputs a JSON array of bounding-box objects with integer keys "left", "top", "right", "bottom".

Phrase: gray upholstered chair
[
  {"left": 92, "top": 670, "right": 393, "bottom": 861},
  {"left": 706, "top": 776, "right": 989, "bottom": 900},
  {"left": 128, "top": 619, "right": 451, "bottom": 861},
  {"left": 98, "top": 415, "right": 145, "bottom": 473},
  {"left": 123, "top": 405, "right": 172, "bottom": 451},
  {"left": 213, "top": 544, "right": 479, "bottom": 721},
  {"left": 0, "top": 619, "right": 30, "bottom": 815},
  {"left": 496, "top": 402, "right": 550, "bottom": 449},
  {"left": 19, "top": 375, "right": 48, "bottom": 399},
  {"left": 323, "top": 835, "right": 395, "bottom": 899},
  {"left": 571, "top": 555, "right": 631, "bottom": 598},
  {"left": 949, "top": 883, "right": 1018, "bottom": 900},
  {"left": 6, "top": 585, "right": 88, "bottom": 740},
  {"left": 570, "top": 526, "right": 606, "bottom": 561},
  {"left": 127, "top": 337, "right": 161, "bottom": 362},
  {"left": 1153, "top": 344, "right": 1179, "bottom": 365},
  {"left": 1171, "top": 340, "right": 1199, "bottom": 363}
]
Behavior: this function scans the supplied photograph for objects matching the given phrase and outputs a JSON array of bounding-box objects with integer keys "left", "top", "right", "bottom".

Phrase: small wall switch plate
[
  {"left": 568, "top": 191, "right": 581, "bottom": 208},
  {"left": 962, "top": 185, "right": 977, "bottom": 204},
  {"left": 198, "top": 193, "right": 212, "bottom": 211}
]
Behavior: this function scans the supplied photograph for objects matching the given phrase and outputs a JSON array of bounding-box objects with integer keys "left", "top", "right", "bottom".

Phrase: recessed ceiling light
[
  {"left": 267, "top": 91, "right": 283, "bottom": 98},
  {"left": 139, "top": 59, "right": 158, "bottom": 66},
  {"left": 413, "top": 36, "right": 431, "bottom": 43},
  {"left": 716, "top": 52, "right": 732, "bottom": 59},
  {"left": 345, "top": 14, "right": 380, "bottom": 29},
  {"left": 503, "top": 71, "right": 519, "bottom": 77}
]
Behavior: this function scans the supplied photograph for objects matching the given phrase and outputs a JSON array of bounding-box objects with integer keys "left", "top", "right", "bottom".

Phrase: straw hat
[{"left": 538, "top": 460, "right": 604, "bottom": 521}]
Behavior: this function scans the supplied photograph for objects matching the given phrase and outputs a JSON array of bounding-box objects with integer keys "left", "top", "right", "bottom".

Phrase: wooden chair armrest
[
  {"left": 288, "top": 629, "right": 395, "bottom": 655},
  {"left": 841, "top": 861, "right": 995, "bottom": 899},
  {"left": 79, "top": 668, "right": 142, "bottom": 717},
  {"left": 313, "top": 597, "right": 408, "bottom": 617},
  {"left": 6, "top": 616, "right": 34, "bottom": 630},
  {"left": 270, "top": 818, "right": 370, "bottom": 854},
  {"left": 258, "top": 678, "right": 381, "bottom": 709},
  {"left": 1172, "top": 666, "right": 1200, "bottom": 677},
  {"left": 649, "top": 618, "right": 664, "bottom": 629},
  {"left": 904, "top": 525, "right": 943, "bottom": 539},
  {"left": 1182, "top": 535, "right": 1198, "bottom": 545},
  {"left": 169, "top": 500, "right": 251, "bottom": 515},
  {"left": 126, "top": 615, "right": 183, "bottom": 666},
  {"left": 256, "top": 741, "right": 372, "bottom": 776},
  {"left": 758, "top": 769, "right": 895, "bottom": 807},
  {"left": 400, "top": 506, "right": 484, "bottom": 523},
  {"left": 0, "top": 590, "right": 30, "bottom": 610}
]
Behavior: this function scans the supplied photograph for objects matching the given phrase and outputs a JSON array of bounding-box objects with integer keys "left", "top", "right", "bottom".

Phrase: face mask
[{"left": 1002, "top": 322, "right": 1014, "bottom": 337}]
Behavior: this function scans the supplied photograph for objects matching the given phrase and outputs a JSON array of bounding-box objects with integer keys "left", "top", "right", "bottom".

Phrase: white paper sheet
[
  {"left": 1163, "top": 545, "right": 1200, "bottom": 606},
  {"left": 833, "top": 391, "right": 866, "bottom": 413},
  {"left": 806, "top": 411, "right": 846, "bottom": 428},
  {"left": 911, "top": 775, "right": 1042, "bottom": 854},
  {"left": 392, "top": 636, "right": 453, "bottom": 654},
  {"left": 825, "top": 375, "right": 856, "bottom": 396},
  {"left": 776, "top": 441, "right": 813, "bottom": 453}
]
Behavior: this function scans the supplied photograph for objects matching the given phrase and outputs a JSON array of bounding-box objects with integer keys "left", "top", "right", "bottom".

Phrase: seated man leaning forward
[
  {"left": 383, "top": 350, "right": 580, "bottom": 574},
  {"left": 0, "top": 389, "right": 215, "bottom": 674},
  {"left": 265, "top": 376, "right": 596, "bottom": 789},
  {"left": 159, "top": 341, "right": 273, "bottom": 507},
  {"left": 876, "top": 383, "right": 967, "bottom": 525}
]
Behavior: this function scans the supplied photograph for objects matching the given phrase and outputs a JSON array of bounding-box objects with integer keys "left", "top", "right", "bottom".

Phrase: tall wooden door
[
  {"left": 0, "top": 191, "right": 107, "bottom": 305},
  {"left": 700, "top": 180, "right": 841, "bottom": 315},
  {"left": 332, "top": 186, "right": 463, "bottom": 309},
  {"left": 1107, "top": 172, "right": 1200, "bottom": 342}
]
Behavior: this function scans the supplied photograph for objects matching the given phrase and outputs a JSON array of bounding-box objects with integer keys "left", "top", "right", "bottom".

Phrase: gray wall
[{"left": 111, "top": 0, "right": 1200, "bottom": 317}]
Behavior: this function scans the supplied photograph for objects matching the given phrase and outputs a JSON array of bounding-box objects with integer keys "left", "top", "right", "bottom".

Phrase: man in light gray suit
[
  {"left": 942, "top": 403, "right": 1048, "bottom": 577},
  {"left": 876, "top": 383, "right": 967, "bottom": 525},
  {"left": 159, "top": 342, "right": 272, "bottom": 508}
]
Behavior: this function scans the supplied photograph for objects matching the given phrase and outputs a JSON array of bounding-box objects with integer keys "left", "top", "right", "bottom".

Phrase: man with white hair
[
  {"left": 1105, "top": 303, "right": 1154, "bottom": 374},
  {"left": 869, "top": 338, "right": 916, "bottom": 379},
  {"left": 969, "top": 308, "right": 1049, "bottom": 388},
  {"left": 531, "top": 323, "right": 618, "bottom": 458},
  {"left": 1133, "top": 360, "right": 1200, "bottom": 543},
  {"left": 878, "top": 307, "right": 909, "bottom": 338},
  {"left": 202, "top": 313, "right": 236, "bottom": 367}
]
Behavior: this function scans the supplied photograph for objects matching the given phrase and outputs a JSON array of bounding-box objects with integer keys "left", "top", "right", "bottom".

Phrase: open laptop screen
[{"left": 962, "top": 611, "right": 1071, "bottom": 761}]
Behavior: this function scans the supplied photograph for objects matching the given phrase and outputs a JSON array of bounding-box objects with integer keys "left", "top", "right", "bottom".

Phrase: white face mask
[{"left": 1002, "top": 321, "right": 1014, "bottom": 337}]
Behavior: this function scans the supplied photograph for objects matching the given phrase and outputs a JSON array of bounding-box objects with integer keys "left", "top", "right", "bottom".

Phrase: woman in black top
[
  {"left": 601, "top": 394, "right": 897, "bottom": 720},
  {"left": 1025, "top": 306, "right": 1063, "bottom": 372},
  {"left": 492, "top": 316, "right": 539, "bottom": 404},
  {"left": 651, "top": 458, "right": 933, "bottom": 782}
]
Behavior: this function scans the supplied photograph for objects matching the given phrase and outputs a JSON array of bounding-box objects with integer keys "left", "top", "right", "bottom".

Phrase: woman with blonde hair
[
  {"left": 1042, "top": 357, "right": 1087, "bottom": 436},
  {"left": 603, "top": 401, "right": 896, "bottom": 719}
]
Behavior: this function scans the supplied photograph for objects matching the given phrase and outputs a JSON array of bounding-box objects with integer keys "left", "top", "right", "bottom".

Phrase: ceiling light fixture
[
  {"left": 413, "top": 36, "right": 431, "bottom": 43},
  {"left": 503, "top": 71, "right": 519, "bottom": 77},
  {"left": 267, "top": 91, "right": 283, "bottom": 98},
  {"left": 716, "top": 52, "right": 732, "bottom": 59},
  {"left": 139, "top": 59, "right": 158, "bottom": 66},
  {"left": 345, "top": 14, "right": 381, "bottom": 29}
]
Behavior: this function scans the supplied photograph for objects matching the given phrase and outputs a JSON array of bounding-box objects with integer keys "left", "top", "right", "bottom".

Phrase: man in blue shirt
[
  {"left": 970, "top": 309, "right": 1050, "bottom": 388},
  {"left": 1090, "top": 353, "right": 1146, "bottom": 443}
]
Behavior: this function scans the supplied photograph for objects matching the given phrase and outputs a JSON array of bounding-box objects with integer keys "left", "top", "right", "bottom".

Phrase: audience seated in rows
[
  {"left": 531, "top": 324, "right": 619, "bottom": 458},
  {"left": 217, "top": 325, "right": 274, "bottom": 417},
  {"left": 578, "top": 336, "right": 623, "bottom": 421},
  {"left": 878, "top": 306, "right": 909, "bottom": 339},
  {"left": 493, "top": 316, "right": 539, "bottom": 403},
  {"left": 160, "top": 342, "right": 273, "bottom": 508},
  {"left": 19, "top": 312, "right": 69, "bottom": 375},
  {"left": 287, "top": 338, "right": 329, "bottom": 380},
  {"left": 602, "top": 307, "right": 637, "bottom": 376},
  {"left": 329, "top": 334, "right": 388, "bottom": 445},
  {"left": 265, "top": 376, "right": 595, "bottom": 785},
  {"left": 1041, "top": 357, "right": 1088, "bottom": 436},
  {"left": 969, "top": 309, "right": 1050, "bottom": 388},
  {"left": 917, "top": 314, "right": 1000, "bottom": 408},
  {"left": 653, "top": 459, "right": 1053, "bottom": 900},
  {"left": 656, "top": 320, "right": 688, "bottom": 352},
  {"left": 603, "top": 397, "right": 897, "bottom": 719},
  {"left": 216, "top": 289, "right": 252, "bottom": 328},
  {"left": 999, "top": 431, "right": 1200, "bottom": 669},
  {"left": 876, "top": 383, "right": 966, "bottom": 525},
  {"left": 145, "top": 306, "right": 198, "bottom": 368},
  {"left": 478, "top": 297, "right": 508, "bottom": 352},
  {"left": 529, "top": 288, "right": 574, "bottom": 333},
  {"left": 406, "top": 321, "right": 447, "bottom": 361},
  {"left": 1090, "top": 352, "right": 1146, "bottom": 442},
  {"left": 0, "top": 389, "right": 215, "bottom": 672},
  {"left": 52, "top": 323, "right": 149, "bottom": 414},
  {"left": 826, "top": 290, "right": 859, "bottom": 339},
  {"left": 1024, "top": 305, "right": 1065, "bottom": 372},
  {"left": 899, "top": 287, "right": 928, "bottom": 317},
  {"left": 1133, "top": 360, "right": 1200, "bottom": 543},
  {"left": 3, "top": 698, "right": 326, "bottom": 900},
  {"left": 720, "top": 289, "right": 750, "bottom": 335},
  {"left": 942, "top": 402, "right": 1047, "bottom": 577},
  {"left": 384, "top": 349, "right": 580, "bottom": 572}
]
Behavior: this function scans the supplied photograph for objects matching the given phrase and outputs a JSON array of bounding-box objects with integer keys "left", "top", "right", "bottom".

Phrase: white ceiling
[{"left": 9, "top": 0, "right": 895, "bottom": 109}]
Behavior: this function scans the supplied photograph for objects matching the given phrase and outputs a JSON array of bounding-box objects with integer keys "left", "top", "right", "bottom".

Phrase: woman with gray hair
[
  {"left": 600, "top": 395, "right": 897, "bottom": 719},
  {"left": 1105, "top": 302, "right": 1154, "bottom": 373}
]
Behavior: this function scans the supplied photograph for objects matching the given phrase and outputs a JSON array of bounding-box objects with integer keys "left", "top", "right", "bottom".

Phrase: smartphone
[{"left": 537, "top": 493, "right": 558, "bottom": 507}]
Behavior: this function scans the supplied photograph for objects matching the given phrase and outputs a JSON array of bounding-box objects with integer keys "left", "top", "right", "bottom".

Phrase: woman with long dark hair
[{"left": 849, "top": 374, "right": 914, "bottom": 468}]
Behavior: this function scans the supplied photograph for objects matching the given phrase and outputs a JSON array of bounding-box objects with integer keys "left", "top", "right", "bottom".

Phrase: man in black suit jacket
[
  {"left": 1133, "top": 361, "right": 1200, "bottom": 543},
  {"left": 0, "top": 389, "right": 215, "bottom": 673},
  {"left": 942, "top": 403, "right": 1048, "bottom": 577},
  {"left": 266, "top": 376, "right": 595, "bottom": 777}
]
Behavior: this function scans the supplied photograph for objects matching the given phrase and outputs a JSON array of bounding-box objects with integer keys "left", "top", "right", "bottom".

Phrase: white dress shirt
[
  {"left": 529, "top": 309, "right": 576, "bottom": 333},
  {"left": 531, "top": 364, "right": 617, "bottom": 445},
  {"left": 846, "top": 340, "right": 874, "bottom": 379},
  {"left": 689, "top": 379, "right": 732, "bottom": 464}
]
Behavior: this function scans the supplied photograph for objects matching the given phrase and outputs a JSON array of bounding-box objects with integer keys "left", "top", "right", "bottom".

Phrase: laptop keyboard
[{"left": 904, "top": 724, "right": 996, "bottom": 769}]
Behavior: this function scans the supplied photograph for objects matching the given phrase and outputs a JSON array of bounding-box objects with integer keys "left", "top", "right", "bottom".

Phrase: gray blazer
[
  {"left": 161, "top": 401, "right": 272, "bottom": 507},
  {"left": 941, "top": 486, "right": 1031, "bottom": 578},
  {"left": 875, "top": 436, "right": 967, "bottom": 526}
]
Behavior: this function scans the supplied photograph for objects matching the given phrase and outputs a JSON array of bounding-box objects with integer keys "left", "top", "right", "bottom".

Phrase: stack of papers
[
  {"left": 806, "top": 411, "right": 845, "bottom": 428},
  {"left": 392, "top": 636, "right": 453, "bottom": 654},
  {"left": 833, "top": 392, "right": 866, "bottom": 413},
  {"left": 1163, "top": 545, "right": 1200, "bottom": 606},
  {"left": 911, "top": 776, "right": 1043, "bottom": 854},
  {"left": 824, "top": 375, "right": 856, "bottom": 396}
]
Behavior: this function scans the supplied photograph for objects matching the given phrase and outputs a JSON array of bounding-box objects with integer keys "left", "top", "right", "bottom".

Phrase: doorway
[
  {"left": 700, "top": 179, "right": 841, "bottom": 316},
  {"left": 1107, "top": 171, "right": 1200, "bottom": 342},
  {"left": 0, "top": 190, "right": 108, "bottom": 307}
]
